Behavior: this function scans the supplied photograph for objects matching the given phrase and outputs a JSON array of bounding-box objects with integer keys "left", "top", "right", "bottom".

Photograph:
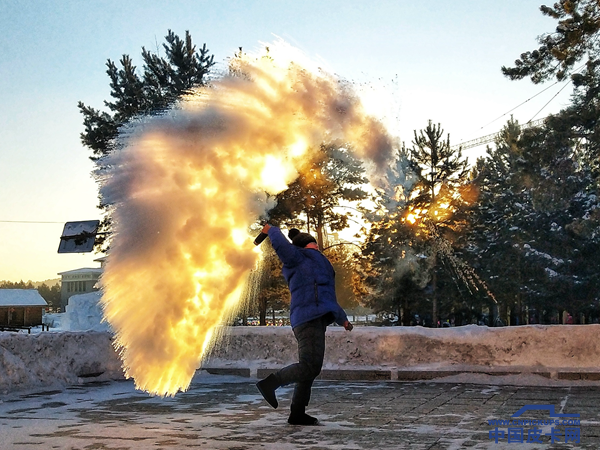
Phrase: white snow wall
[
  {"left": 0, "top": 332, "right": 124, "bottom": 393},
  {"left": 2, "top": 324, "right": 600, "bottom": 392},
  {"left": 205, "top": 325, "right": 600, "bottom": 370},
  {"left": 62, "top": 292, "right": 111, "bottom": 332}
]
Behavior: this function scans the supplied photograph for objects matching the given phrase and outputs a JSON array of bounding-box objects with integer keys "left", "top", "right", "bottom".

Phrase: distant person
[
  {"left": 567, "top": 314, "right": 574, "bottom": 324},
  {"left": 255, "top": 224, "right": 353, "bottom": 425}
]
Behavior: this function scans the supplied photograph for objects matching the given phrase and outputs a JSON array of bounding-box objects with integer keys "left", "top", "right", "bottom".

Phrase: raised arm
[{"left": 265, "top": 225, "right": 303, "bottom": 267}]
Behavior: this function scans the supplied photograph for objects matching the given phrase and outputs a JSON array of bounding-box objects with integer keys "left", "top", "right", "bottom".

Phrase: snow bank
[
  {"left": 0, "top": 291, "right": 118, "bottom": 394},
  {"left": 0, "top": 331, "right": 123, "bottom": 394},
  {"left": 206, "top": 324, "right": 600, "bottom": 371},
  {"left": 2, "top": 324, "right": 600, "bottom": 393}
]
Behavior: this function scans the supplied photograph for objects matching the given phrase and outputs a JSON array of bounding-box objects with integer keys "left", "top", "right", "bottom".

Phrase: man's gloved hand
[
  {"left": 253, "top": 223, "right": 272, "bottom": 246},
  {"left": 343, "top": 320, "right": 353, "bottom": 331}
]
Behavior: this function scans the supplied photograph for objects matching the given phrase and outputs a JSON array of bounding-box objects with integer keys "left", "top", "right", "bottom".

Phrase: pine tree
[
  {"left": 405, "top": 121, "right": 470, "bottom": 326},
  {"left": 361, "top": 122, "right": 474, "bottom": 326},
  {"left": 78, "top": 30, "right": 215, "bottom": 249},
  {"left": 501, "top": 0, "right": 600, "bottom": 84},
  {"left": 360, "top": 211, "right": 434, "bottom": 324},
  {"left": 0, "top": 280, "right": 35, "bottom": 289},
  {"left": 324, "top": 242, "right": 364, "bottom": 311},
  {"left": 408, "top": 120, "right": 470, "bottom": 214},
  {"left": 36, "top": 282, "right": 62, "bottom": 310},
  {"left": 467, "top": 119, "right": 539, "bottom": 324},
  {"left": 498, "top": 0, "right": 600, "bottom": 322},
  {"left": 248, "top": 145, "right": 370, "bottom": 326},
  {"left": 467, "top": 117, "right": 600, "bottom": 324},
  {"left": 79, "top": 30, "right": 214, "bottom": 161},
  {"left": 502, "top": 0, "right": 600, "bottom": 182},
  {"left": 268, "top": 144, "right": 369, "bottom": 249}
]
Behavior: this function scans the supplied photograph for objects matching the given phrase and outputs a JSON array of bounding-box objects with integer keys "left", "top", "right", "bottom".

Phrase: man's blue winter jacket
[{"left": 268, "top": 226, "right": 349, "bottom": 328}]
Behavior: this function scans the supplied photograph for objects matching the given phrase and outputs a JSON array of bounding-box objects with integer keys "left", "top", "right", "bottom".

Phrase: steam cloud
[{"left": 98, "top": 41, "right": 396, "bottom": 396}]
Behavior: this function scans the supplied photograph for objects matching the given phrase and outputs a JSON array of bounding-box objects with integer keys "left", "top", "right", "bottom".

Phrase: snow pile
[
  {"left": 42, "top": 312, "right": 62, "bottom": 329},
  {"left": 2, "top": 321, "right": 600, "bottom": 393},
  {"left": 0, "top": 292, "right": 121, "bottom": 393},
  {"left": 206, "top": 324, "right": 600, "bottom": 371},
  {"left": 62, "top": 291, "right": 111, "bottom": 332},
  {"left": 0, "top": 331, "right": 123, "bottom": 393}
]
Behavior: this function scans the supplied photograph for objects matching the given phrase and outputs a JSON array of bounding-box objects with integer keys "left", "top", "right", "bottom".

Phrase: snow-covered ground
[
  {"left": 2, "top": 292, "right": 600, "bottom": 394},
  {"left": 6, "top": 372, "right": 588, "bottom": 450}
]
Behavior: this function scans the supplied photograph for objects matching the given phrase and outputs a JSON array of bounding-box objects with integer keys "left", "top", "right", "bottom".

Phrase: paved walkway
[{"left": 1, "top": 373, "right": 599, "bottom": 449}]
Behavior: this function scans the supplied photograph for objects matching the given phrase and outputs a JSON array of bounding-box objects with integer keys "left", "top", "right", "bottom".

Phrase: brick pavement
[{"left": 0, "top": 373, "right": 598, "bottom": 449}]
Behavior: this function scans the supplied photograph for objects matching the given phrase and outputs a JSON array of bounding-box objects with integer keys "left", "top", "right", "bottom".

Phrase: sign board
[{"left": 57, "top": 220, "right": 100, "bottom": 253}]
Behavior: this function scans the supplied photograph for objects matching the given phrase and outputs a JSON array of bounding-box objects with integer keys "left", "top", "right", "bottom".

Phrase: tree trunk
[
  {"left": 316, "top": 214, "right": 325, "bottom": 249},
  {"left": 432, "top": 256, "right": 438, "bottom": 327},
  {"left": 259, "top": 296, "right": 267, "bottom": 326},
  {"left": 430, "top": 173, "right": 438, "bottom": 328}
]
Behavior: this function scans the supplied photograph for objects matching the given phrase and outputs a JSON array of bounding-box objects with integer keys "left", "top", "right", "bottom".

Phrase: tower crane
[{"left": 451, "top": 117, "right": 547, "bottom": 151}]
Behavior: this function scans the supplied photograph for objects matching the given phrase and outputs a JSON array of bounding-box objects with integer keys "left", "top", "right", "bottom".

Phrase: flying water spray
[{"left": 97, "top": 41, "right": 396, "bottom": 396}]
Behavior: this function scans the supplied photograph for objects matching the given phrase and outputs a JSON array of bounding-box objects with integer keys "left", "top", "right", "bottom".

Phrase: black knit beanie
[
  {"left": 288, "top": 228, "right": 301, "bottom": 241},
  {"left": 292, "top": 232, "right": 317, "bottom": 248}
]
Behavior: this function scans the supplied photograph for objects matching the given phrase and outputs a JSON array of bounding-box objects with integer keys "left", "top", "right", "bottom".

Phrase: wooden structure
[{"left": 0, "top": 289, "right": 48, "bottom": 332}]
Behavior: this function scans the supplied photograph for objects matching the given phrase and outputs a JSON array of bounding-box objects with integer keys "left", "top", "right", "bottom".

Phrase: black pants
[{"left": 276, "top": 314, "right": 331, "bottom": 406}]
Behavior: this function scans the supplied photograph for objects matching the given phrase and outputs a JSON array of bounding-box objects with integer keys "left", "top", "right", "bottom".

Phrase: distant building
[
  {"left": 0, "top": 289, "right": 48, "bottom": 331},
  {"left": 58, "top": 257, "right": 104, "bottom": 311},
  {"left": 94, "top": 256, "right": 106, "bottom": 269}
]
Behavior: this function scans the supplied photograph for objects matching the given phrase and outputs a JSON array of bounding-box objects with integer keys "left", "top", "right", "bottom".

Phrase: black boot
[
  {"left": 288, "top": 404, "right": 319, "bottom": 425},
  {"left": 256, "top": 373, "right": 279, "bottom": 409}
]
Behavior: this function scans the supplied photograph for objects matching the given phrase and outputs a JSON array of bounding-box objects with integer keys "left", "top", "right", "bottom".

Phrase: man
[{"left": 255, "top": 224, "right": 353, "bottom": 425}]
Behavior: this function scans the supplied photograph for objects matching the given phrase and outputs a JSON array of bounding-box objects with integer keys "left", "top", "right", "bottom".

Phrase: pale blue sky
[{"left": 0, "top": 0, "right": 571, "bottom": 281}]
